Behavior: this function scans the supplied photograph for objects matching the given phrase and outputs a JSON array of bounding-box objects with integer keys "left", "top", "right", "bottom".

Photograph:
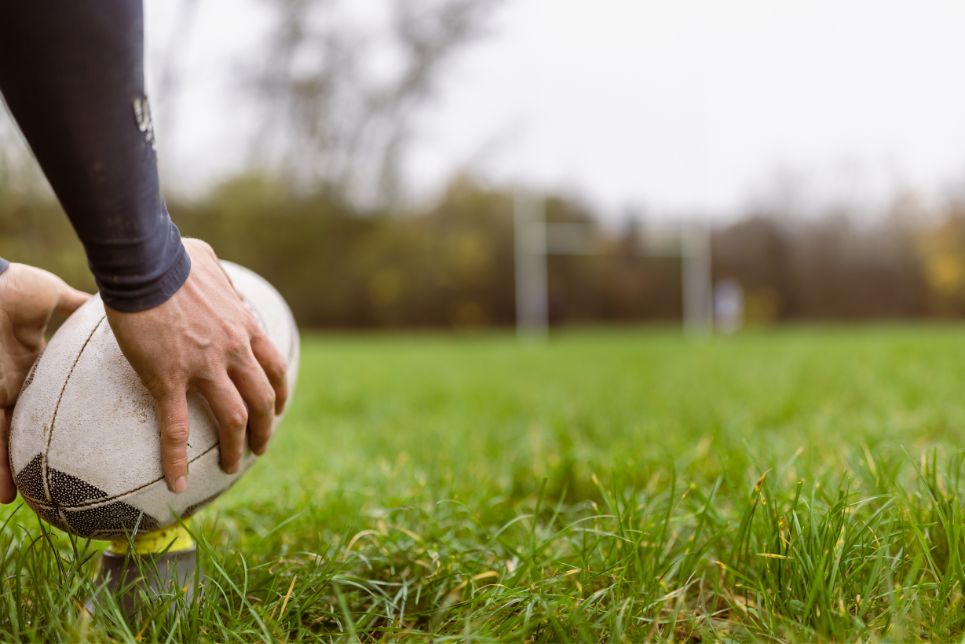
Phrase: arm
[
  {"left": 0, "top": 1, "right": 288, "bottom": 498},
  {"left": 0, "top": 1, "right": 186, "bottom": 310}
]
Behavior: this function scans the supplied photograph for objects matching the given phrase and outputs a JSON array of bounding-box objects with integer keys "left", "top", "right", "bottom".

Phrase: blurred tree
[
  {"left": 248, "top": 0, "right": 501, "bottom": 206},
  {"left": 0, "top": 92, "right": 947, "bottom": 329},
  {"left": 0, "top": 107, "right": 48, "bottom": 202},
  {"left": 916, "top": 213, "right": 965, "bottom": 316},
  {"left": 715, "top": 211, "right": 925, "bottom": 322},
  {"left": 0, "top": 106, "right": 92, "bottom": 298},
  {"left": 713, "top": 216, "right": 791, "bottom": 323}
]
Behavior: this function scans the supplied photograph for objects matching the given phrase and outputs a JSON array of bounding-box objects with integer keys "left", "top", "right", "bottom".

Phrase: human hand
[
  {"left": 104, "top": 239, "right": 289, "bottom": 494},
  {"left": 0, "top": 264, "right": 91, "bottom": 503}
]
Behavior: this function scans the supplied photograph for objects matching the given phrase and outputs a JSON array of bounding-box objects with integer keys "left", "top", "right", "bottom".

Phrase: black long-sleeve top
[{"left": 0, "top": 1, "right": 189, "bottom": 312}]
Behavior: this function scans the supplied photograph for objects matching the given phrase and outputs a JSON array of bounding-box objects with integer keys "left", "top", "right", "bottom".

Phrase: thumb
[
  {"left": 55, "top": 283, "right": 91, "bottom": 316},
  {"left": 156, "top": 391, "right": 191, "bottom": 494}
]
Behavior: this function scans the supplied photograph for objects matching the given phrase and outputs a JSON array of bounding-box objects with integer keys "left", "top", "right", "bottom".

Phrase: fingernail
[
  {"left": 228, "top": 462, "right": 240, "bottom": 474},
  {"left": 174, "top": 476, "right": 187, "bottom": 494}
]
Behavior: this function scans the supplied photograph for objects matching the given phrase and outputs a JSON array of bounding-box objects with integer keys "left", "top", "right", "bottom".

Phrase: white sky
[{"left": 145, "top": 0, "right": 965, "bottom": 220}]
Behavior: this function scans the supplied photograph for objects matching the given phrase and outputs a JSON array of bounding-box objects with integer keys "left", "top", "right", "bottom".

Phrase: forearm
[{"left": 0, "top": 1, "right": 188, "bottom": 312}]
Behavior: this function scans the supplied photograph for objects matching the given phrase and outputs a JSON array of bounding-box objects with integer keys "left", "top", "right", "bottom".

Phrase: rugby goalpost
[{"left": 513, "top": 192, "right": 713, "bottom": 340}]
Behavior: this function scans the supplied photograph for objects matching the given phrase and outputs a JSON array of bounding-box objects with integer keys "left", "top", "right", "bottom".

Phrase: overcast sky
[{"left": 145, "top": 0, "right": 965, "bottom": 220}]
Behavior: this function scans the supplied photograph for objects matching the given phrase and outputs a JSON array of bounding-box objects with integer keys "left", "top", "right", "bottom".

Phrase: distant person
[
  {"left": 714, "top": 278, "right": 745, "bottom": 334},
  {"left": 0, "top": 2, "right": 289, "bottom": 507}
]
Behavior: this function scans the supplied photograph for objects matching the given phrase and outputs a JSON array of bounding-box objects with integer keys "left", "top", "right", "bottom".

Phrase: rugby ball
[{"left": 8, "top": 262, "right": 299, "bottom": 540}]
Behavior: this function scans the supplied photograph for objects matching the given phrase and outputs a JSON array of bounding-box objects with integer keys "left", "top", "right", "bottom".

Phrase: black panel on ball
[
  {"left": 48, "top": 468, "right": 108, "bottom": 505},
  {"left": 15, "top": 453, "right": 45, "bottom": 501},
  {"left": 14, "top": 456, "right": 161, "bottom": 539},
  {"left": 64, "top": 502, "right": 160, "bottom": 539}
]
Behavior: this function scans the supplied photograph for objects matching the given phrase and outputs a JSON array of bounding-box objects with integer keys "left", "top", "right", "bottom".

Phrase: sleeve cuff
[
  {"left": 98, "top": 241, "right": 191, "bottom": 313},
  {"left": 0, "top": 258, "right": 8, "bottom": 277}
]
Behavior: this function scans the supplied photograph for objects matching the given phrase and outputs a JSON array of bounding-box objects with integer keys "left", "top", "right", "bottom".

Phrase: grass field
[{"left": 5, "top": 326, "right": 965, "bottom": 641}]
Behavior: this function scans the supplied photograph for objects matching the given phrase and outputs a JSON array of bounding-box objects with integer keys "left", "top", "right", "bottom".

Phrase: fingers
[
  {"left": 250, "top": 331, "right": 289, "bottom": 414},
  {"left": 0, "top": 409, "right": 16, "bottom": 504},
  {"left": 199, "top": 378, "right": 248, "bottom": 474},
  {"left": 55, "top": 282, "right": 91, "bottom": 315},
  {"left": 230, "top": 358, "right": 276, "bottom": 456},
  {"left": 156, "top": 392, "right": 191, "bottom": 493}
]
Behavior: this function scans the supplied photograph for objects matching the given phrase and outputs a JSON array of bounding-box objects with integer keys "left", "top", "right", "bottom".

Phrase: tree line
[{"left": 4, "top": 172, "right": 965, "bottom": 329}]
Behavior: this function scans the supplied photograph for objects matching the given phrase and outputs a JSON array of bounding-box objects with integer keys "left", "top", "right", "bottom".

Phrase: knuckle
[
  {"left": 255, "top": 387, "right": 275, "bottom": 414},
  {"left": 146, "top": 375, "right": 181, "bottom": 397},
  {"left": 225, "top": 330, "right": 250, "bottom": 357},
  {"left": 164, "top": 423, "right": 191, "bottom": 446},
  {"left": 226, "top": 407, "right": 249, "bottom": 430}
]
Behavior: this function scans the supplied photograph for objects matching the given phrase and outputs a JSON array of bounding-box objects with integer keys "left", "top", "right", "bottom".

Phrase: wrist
[{"left": 96, "top": 233, "right": 191, "bottom": 313}]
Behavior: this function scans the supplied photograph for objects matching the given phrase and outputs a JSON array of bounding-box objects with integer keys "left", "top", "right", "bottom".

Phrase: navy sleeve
[{"left": 0, "top": 1, "right": 189, "bottom": 312}]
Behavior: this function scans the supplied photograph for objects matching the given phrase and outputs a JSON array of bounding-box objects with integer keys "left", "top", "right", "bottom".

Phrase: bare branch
[{"left": 247, "top": 0, "right": 501, "bottom": 207}]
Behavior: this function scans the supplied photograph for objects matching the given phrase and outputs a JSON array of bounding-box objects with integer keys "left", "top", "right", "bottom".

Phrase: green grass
[{"left": 6, "top": 326, "right": 965, "bottom": 641}]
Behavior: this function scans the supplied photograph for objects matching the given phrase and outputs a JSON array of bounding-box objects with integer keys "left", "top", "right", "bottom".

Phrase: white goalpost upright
[
  {"left": 514, "top": 193, "right": 549, "bottom": 340},
  {"left": 681, "top": 220, "right": 714, "bottom": 336},
  {"left": 514, "top": 192, "right": 713, "bottom": 340}
]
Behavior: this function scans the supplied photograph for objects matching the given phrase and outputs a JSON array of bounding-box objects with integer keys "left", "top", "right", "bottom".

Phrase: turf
[{"left": 4, "top": 326, "right": 965, "bottom": 641}]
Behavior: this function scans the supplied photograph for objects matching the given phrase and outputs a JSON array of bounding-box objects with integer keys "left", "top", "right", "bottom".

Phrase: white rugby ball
[{"left": 9, "top": 262, "right": 299, "bottom": 540}]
